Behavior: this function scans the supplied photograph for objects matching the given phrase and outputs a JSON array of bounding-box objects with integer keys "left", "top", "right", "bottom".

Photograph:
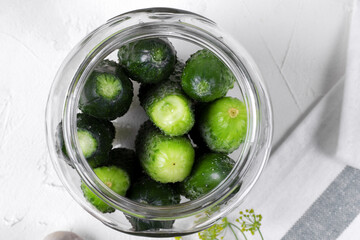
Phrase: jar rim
[{"left": 57, "top": 7, "right": 273, "bottom": 222}]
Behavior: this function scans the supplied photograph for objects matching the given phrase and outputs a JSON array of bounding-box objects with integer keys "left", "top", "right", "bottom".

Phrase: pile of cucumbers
[{"left": 59, "top": 38, "right": 247, "bottom": 230}]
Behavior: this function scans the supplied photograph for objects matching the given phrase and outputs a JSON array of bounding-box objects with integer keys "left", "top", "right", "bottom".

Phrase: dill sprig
[
  {"left": 191, "top": 209, "right": 263, "bottom": 240},
  {"left": 198, "top": 217, "right": 228, "bottom": 240},
  {"left": 236, "top": 209, "right": 263, "bottom": 238}
]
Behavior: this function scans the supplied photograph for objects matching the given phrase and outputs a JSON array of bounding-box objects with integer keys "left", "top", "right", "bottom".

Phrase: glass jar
[{"left": 45, "top": 8, "right": 273, "bottom": 237}]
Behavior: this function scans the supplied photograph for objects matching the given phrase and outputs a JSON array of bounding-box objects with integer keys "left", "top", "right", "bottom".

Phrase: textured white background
[{"left": 0, "top": 0, "right": 353, "bottom": 239}]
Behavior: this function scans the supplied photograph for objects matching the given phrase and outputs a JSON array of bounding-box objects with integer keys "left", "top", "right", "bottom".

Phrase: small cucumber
[
  {"left": 58, "top": 114, "right": 115, "bottom": 168},
  {"left": 76, "top": 113, "right": 115, "bottom": 168},
  {"left": 139, "top": 62, "right": 194, "bottom": 136},
  {"left": 135, "top": 121, "right": 195, "bottom": 183},
  {"left": 198, "top": 97, "right": 247, "bottom": 153},
  {"left": 181, "top": 49, "right": 235, "bottom": 102},
  {"left": 81, "top": 166, "right": 130, "bottom": 213},
  {"left": 180, "top": 153, "right": 235, "bottom": 200},
  {"left": 126, "top": 176, "right": 180, "bottom": 231},
  {"left": 118, "top": 38, "right": 176, "bottom": 84},
  {"left": 79, "top": 60, "right": 133, "bottom": 120}
]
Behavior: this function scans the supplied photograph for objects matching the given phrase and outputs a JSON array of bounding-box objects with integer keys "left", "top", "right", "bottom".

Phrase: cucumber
[
  {"left": 135, "top": 121, "right": 195, "bottom": 183},
  {"left": 139, "top": 62, "right": 194, "bottom": 136},
  {"left": 108, "top": 148, "right": 141, "bottom": 180},
  {"left": 126, "top": 176, "right": 180, "bottom": 231},
  {"left": 79, "top": 60, "right": 133, "bottom": 120},
  {"left": 81, "top": 166, "right": 130, "bottom": 213},
  {"left": 76, "top": 113, "right": 115, "bottom": 168},
  {"left": 57, "top": 114, "right": 115, "bottom": 168},
  {"left": 198, "top": 97, "right": 247, "bottom": 153},
  {"left": 118, "top": 38, "right": 176, "bottom": 84},
  {"left": 181, "top": 49, "right": 235, "bottom": 102},
  {"left": 180, "top": 153, "right": 235, "bottom": 200}
]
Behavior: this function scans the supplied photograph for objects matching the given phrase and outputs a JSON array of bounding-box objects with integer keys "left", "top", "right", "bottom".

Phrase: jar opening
[{"left": 63, "top": 23, "right": 258, "bottom": 220}]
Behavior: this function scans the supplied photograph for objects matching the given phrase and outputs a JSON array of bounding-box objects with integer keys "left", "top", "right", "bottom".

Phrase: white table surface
[{"left": 0, "top": 0, "right": 353, "bottom": 239}]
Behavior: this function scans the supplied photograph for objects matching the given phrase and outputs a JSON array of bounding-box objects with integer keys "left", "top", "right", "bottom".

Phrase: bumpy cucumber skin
[
  {"left": 180, "top": 153, "right": 235, "bottom": 200},
  {"left": 181, "top": 49, "right": 235, "bottom": 102},
  {"left": 79, "top": 60, "right": 133, "bottom": 120},
  {"left": 108, "top": 148, "right": 141, "bottom": 180},
  {"left": 199, "top": 97, "right": 247, "bottom": 153},
  {"left": 135, "top": 121, "right": 195, "bottom": 183},
  {"left": 76, "top": 113, "right": 115, "bottom": 168},
  {"left": 81, "top": 166, "right": 130, "bottom": 213},
  {"left": 118, "top": 38, "right": 176, "bottom": 84},
  {"left": 139, "top": 62, "right": 195, "bottom": 136},
  {"left": 138, "top": 61, "right": 185, "bottom": 105},
  {"left": 126, "top": 176, "right": 180, "bottom": 231}
]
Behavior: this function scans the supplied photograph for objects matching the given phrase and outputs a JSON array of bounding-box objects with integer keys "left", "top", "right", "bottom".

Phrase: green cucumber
[
  {"left": 135, "top": 121, "right": 195, "bottom": 183},
  {"left": 79, "top": 60, "right": 133, "bottom": 120},
  {"left": 81, "top": 166, "right": 130, "bottom": 213},
  {"left": 126, "top": 176, "right": 180, "bottom": 231},
  {"left": 118, "top": 38, "right": 176, "bottom": 84},
  {"left": 181, "top": 49, "right": 235, "bottom": 102},
  {"left": 108, "top": 148, "right": 141, "bottom": 180},
  {"left": 199, "top": 97, "right": 247, "bottom": 153},
  {"left": 58, "top": 114, "right": 115, "bottom": 168},
  {"left": 180, "top": 153, "right": 235, "bottom": 200},
  {"left": 76, "top": 113, "right": 115, "bottom": 168},
  {"left": 139, "top": 62, "right": 194, "bottom": 136}
]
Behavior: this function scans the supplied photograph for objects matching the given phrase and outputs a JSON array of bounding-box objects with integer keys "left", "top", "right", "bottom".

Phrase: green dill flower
[
  {"left": 198, "top": 218, "right": 228, "bottom": 240},
  {"left": 237, "top": 209, "right": 263, "bottom": 238},
  {"left": 181, "top": 208, "right": 263, "bottom": 240}
]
